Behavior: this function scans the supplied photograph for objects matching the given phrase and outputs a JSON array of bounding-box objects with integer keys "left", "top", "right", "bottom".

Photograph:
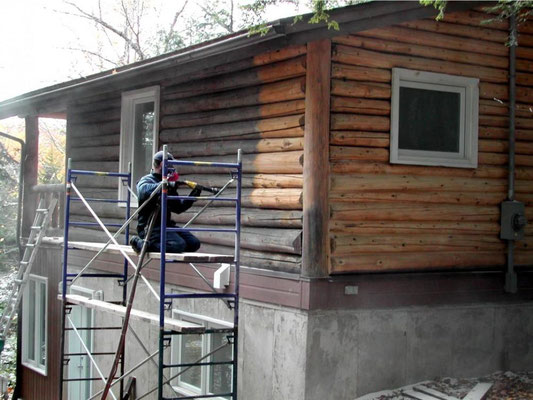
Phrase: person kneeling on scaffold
[{"left": 130, "top": 151, "right": 201, "bottom": 254}]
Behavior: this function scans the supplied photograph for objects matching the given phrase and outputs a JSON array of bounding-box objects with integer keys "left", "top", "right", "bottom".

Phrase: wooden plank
[
  {"left": 463, "top": 383, "right": 493, "bottom": 400},
  {"left": 303, "top": 39, "right": 331, "bottom": 278},
  {"left": 61, "top": 294, "right": 213, "bottom": 333},
  {"left": 65, "top": 240, "right": 234, "bottom": 263},
  {"left": 403, "top": 389, "right": 448, "bottom": 400},
  {"left": 414, "top": 385, "right": 459, "bottom": 400}
]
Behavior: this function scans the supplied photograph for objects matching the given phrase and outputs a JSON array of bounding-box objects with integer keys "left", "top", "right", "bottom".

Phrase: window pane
[
  {"left": 39, "top": 282, "right": 46, "bottom": 366},
  {"left": 132, "top": 102, "right": 155, "bottom": 191},
  {"left": 398, "top": 87, "right": 461, "bottom": 153},
  {"left": 27, "top": 280, "right": 36, "bottom": 361},
  {"left": 209, "top": 333, "right": 232, "bottom": 398},
  {"left": 180, "top": 334, "right": 202, "bottom": 390}
]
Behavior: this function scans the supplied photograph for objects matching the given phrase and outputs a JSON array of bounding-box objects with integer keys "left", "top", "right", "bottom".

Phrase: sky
[{"left": 0, "top": 0, "right": 306, "bottom": 104}]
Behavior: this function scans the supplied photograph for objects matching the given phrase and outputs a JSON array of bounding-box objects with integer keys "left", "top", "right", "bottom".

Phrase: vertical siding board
[{"left": 329, "top": 10, "right": 533, "bottom": 273}]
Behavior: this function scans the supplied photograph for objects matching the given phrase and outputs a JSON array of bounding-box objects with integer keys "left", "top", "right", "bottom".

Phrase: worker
[{"left": 129, "top": 151, "right": 201, "bottom": 254}]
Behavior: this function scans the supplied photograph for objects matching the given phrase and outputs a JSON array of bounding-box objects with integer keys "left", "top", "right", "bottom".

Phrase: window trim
[
  {"left": 170, "top": 311, "right": 233, "bottom": 399},
  {"left": 390, "top": 68, "right": 479, "bottom": 169},
  {"left": 118, "top": 85, "right": 160, "bottom": 206},
  {"left": 21, "top": 274, "right": 48, "bottom": 375}
]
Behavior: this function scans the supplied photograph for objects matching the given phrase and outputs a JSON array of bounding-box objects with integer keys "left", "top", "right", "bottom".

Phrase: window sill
[{"left": 22, "top": 360, "right": 47, "bottom": 376}]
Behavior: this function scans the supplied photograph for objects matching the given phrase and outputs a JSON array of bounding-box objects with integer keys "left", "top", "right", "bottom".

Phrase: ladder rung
[
  {"left": 35, "top": 208, "right": 48, "bottom": 213},
  {"left": 19, "top": 261, "right": 28, "bottom": 265},
  {"left": 30, "top": 226, "right": 42, "bottom": 230},
  {"left": 14, "top": 279, "right": 22, "bottom": 285},
  {"left": 25, "top": 244, "right": 36, "bottom": 248}
]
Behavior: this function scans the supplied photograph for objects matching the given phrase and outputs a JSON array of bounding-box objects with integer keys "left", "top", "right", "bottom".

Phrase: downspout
[{"left": 0, "top": 132, "right": 25, "bottom": 257}]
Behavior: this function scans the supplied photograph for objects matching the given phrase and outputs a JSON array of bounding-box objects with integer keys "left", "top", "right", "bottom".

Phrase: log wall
[
  {"left": 329, "top": 10, "right": 533, "bottom": 273},
  {"left": 66, "top": 46, "right": 306, "bottom": 273}
]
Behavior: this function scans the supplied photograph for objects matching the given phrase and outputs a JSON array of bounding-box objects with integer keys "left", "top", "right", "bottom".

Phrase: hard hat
[{"left": 153, "top": 150, "right": 174, "bottom": 165}]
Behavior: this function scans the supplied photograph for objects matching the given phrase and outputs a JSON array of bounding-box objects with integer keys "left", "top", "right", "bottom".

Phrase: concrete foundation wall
[{"left": 70, "top": 272, "right": 533, "bottom": 400}]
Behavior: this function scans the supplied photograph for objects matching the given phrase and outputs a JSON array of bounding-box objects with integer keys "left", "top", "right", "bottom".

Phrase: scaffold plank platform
[
  {"left": 45, "top": 237, "right": 234, "bottom": 263},
  {"left": 61, "top": 294, "right": 221, "bottom": 333}
]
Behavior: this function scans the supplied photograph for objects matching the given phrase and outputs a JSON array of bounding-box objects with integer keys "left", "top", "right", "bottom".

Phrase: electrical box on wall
[{"left": 500, "top": 200, "right": 527, "bottom": 240}]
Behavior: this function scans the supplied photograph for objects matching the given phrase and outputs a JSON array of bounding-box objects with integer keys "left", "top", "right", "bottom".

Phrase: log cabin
[{"left": 0, "top": 1, "right": 532, "bottom": 399}]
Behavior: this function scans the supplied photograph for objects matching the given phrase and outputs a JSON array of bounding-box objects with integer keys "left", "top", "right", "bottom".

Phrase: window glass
[
  {"left": 132, "top": 101, "right": 155, "bottom": 191},
  {"left": 22, "top": 275, "right": 47, "bottom": 374},
  {"left": 180, "top": 333, "right": 202, "bottom": 390},
  {"left": 27, "top": 279, "right": 36, "bottom": 361},
  {"left": 398, "top": 87, "right": 461, "bottom": 153},
  {"left": 39, "top": 281, "right": 47, "bottom": 365},
  {"left": 209, "top": 332, "right": 232, "bottom": 399}
]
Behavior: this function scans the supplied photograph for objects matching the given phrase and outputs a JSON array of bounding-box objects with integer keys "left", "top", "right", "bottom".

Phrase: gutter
[{"left": 0, "top": 132, "right": 25, "bottom": 257}]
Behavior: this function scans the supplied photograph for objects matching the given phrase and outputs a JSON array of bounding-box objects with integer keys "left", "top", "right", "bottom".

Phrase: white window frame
[
  {"left": 170, "top": 311, "right": 233, "bottom": 399},
  {"left": 119, "top": 86, "right": 160, "bottom": 206},
  {"left": 21, "top": 274, "right": 48, "bottom": 375},
  {"left": 390, "top": 68, "right": 479, "bottom": 168}
]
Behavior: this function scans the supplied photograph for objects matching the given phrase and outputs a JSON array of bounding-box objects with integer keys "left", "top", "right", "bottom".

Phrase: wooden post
[
  {"left": 22, "top": 116, "right": 39, "bottom": 238},
  {"left": 302, "top": 39, "right": 331, "bottom": 278}
]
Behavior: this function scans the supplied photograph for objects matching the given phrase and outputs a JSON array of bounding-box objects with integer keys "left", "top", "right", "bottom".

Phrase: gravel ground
[{"left": 357, "top": 371, "right": 533, "bottom": 400}]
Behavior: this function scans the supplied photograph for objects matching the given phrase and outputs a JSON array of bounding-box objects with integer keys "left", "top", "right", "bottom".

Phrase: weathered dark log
[
  {"left": 69, "top": 107, "right": 121, "bottom": 124},
  {"left": 160, "top": 114, "right": 304, "bottom": 143},
  {"left": 168, "top": 137, "right": 303, "bottom": 158},
  {"left": 400, "top": 19, "right": 507, "bottom": 43},
  {"left": 71, "top": 133, "right": 120, "bottom": 148},
  {"left": 331, "top": 63, "right": 391, "bottom": 83},
  {"left": 163, "top": 56, "right": 306, "bottom": 100},
  {"left": 160, "top": 99, "right": 305, "bottom": 129},
  {"left": 69, "top": 121, "right": 120, "bottom": 138},
  {"left": 162, "top": 77, "right": 305, "bottom": 115},
  {"left": 69, "top": 145, "right": 119, "bottom": 161}
]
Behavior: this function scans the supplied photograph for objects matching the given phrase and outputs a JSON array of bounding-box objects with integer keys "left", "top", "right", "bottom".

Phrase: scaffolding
[{"left": 59, "top": 146, "right": 242, "bottom": 400}]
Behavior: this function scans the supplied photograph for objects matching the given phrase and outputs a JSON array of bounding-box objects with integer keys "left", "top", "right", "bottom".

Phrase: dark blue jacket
[{"left": 136, "top": 173, "right": 194, "bottom": 237}]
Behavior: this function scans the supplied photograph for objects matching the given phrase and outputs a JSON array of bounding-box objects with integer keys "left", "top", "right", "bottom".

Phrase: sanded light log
[
  {"left": 330, "top": 203, "right": 500, "bottom": 222},
  {"left": 200, "top": 243, "right": 301, "bottom": 272},
  {"left": 330, "top": 131, "right": 389, "bottom": 147},
  {"left": 162, "top": 77, "right": 305, "bottom": 115},
  {"left": 479, "top": 152, "right": 533, "bottom": 167},
  {"left": 348, "top": 26, "right": 508, "bottom": 57},
  {"left": 480, "top": 127, "right": 533, "bottom": 141},
  {"left": 331, "top": 114, "right": 390, "bottom": 131},
  {"left": 331, "top": 97, "right": 390, "bottom": 115},
  {"left": 479, "top": 82, "right": 533, "bottom": 103},
  {"left": 330, "top": 173, "right": 507, "bottom": 193},
  {"left": 331, "top": 63, "right": 391, "bottom": 83},
  {"left": 479, "top": 115, "right": 533, "bottom": 130},
  {"left": 329, "top": 220, "right": 500, "bottom": 235},
  {"left": 329, "top": 191, "right": 505, "bottom": 206},
  {"left": 195, "top": 188, "right": 303, "bottom": 210},
  {"left": 192, "top": 225, "right": 302, "bottom": 255},
  {"left": 331, "top": 251, "right": 506, "bottom": 273},
  {"left": 400, "top": 19, "right": 507, "bottom": 43},
  {"left": 331, "top": 79, "right": 391, "bottom": 99},
  {"left": 479, "top": 100, "right": 533, "bottom": 118},
  {"left": 332, "top": 45, "right": 508, "bottom": 83},
  {"left": 160, "top": 99, "right": 305, "bottom": 129},
  {"left": 177, "top": 173, "right": 303, "bottom": 188},
  {"left": 163, "top": 56, "right": 306, "bottom": 100},
  {"left": 480, "top": 139, "right": 533, "bottom": 155},
  {"left": 334, "top": 34, "right": 508, "bottom": 69},
  {"left": 303, "top": 39, "right": 331, "bottom": 278},
  {"left": 160, "top": 114, "right": 304, "bottom": 142},
  {"left": 173, "top": 207, "right": 302, "bottom": 228},
  {"left": 330, "top": 146, "right": 389, "bottom": 162},
  {"left": 168, "top": 137, "right": 303, "bottom": 158},
  {"left": 330, "top": 160, "right": 513, "bottom": 179}
]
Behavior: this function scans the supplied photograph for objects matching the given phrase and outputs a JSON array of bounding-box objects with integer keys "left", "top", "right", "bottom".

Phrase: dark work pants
[{"left": 140, "top": 230, "right": 201, "bottom": 253}]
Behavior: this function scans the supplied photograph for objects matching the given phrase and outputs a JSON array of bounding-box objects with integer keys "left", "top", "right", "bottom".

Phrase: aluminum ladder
[{"left": 0, "top": 197, "right": 58, "bottom": 353}]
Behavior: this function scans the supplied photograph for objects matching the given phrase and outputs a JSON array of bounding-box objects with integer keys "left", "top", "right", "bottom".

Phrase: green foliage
[{"left": 419, "top": 0, "right": 447, "bottom": 20}]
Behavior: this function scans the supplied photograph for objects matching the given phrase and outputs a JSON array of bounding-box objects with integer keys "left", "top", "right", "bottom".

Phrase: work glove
[{"left": 189, "top": 186, "right": 202, "bottom": 198}]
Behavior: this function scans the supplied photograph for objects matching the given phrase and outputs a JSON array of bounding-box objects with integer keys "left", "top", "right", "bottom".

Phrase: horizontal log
[
  {"left": 330, "top": 114, "right": 390, "bottom": 131},
  {"left": 331, "top": 96, "right": 390, "bottom": 115},
  {"left": 160, "top": 99, "right": 305, "bottom": 129},
  {"left": 330, "top": 251, "right": 506, "bottom": 273},
  {"left": 69, "top": 107, "right": 121, "bottom": 125},
  {"left": 160, "top": 114, "right": 305, "bottom": 142},
  {"left": 329, "top": 190, "right": 505, "bottom": 206},
  {"left": 479, "top": 152, "right": 533, "bottom": 167},
  {"left": 517, "top": 58, "right": 533, "bottom": 74},
  {"left": 331, "top": 63, "right": 391, "bottom": 83},
  {"left": 334, "top": 34, "right": 508, "bottom": 69},
  {"left": 168, "top": 137, "right": 303, "bottom": 158},
  {"left": 66, "top": 227, "right": 127, "bottom": 244},
  {"left": 68, "top": 121, "right": 120, "bottom": 138},
  {"left": 332, "top": 44, "right": 508, "bottom": 84},
  {"left": 71, "top": 133, "right": 120, "bottom": 148},
  {"left": 479, "top": 100, "right": 533, "bottom": 118},
  {"left": 330, "top": 203, "right": 499, "bottom": 222},
  {"left": 177, "top": 173, "right": 303, "bottom": 188},
  {"left": 479, "top": 139, "right": 533, "bottom": 155},
  {"left": 331, "top": 233, "right": 507, "bottom": 254},
  {"left": 330, "top": 161, "right": 513, "bottom": 179},
  {"left": 329, "top": 220, "right": 500, "bottom": 235},
  {"left": 441, "top": 10, "right": 508, "bottom": 31},
  {"left": 330, "top": 146, "right": 389, "bottom": 162},
  {"left": 330, "top": 131, "right": 389, "bottom": 147},
  {"left": 480, "top": 115, "right": 533, "bottom": 130},
  {"left": 331, "top": 79, "right": 390, "bottom": 99},
  {"left": 193, "top": 225, "right": 302, "bottom": 255},
  {"left": 400, "top": 19, "right": 507, "bottom": 43},
  {"left": 479, "top": 126, "right": 533, "bottom": 141},
  {"left": 200, "top": 243, "right": 301, "bottom": 272},
  {"left": 163, "top": 56, "right": 306, "bottom": 100},
  {"left": 480, "top": 82, "right": 533, "bottom": 104},
  {"left": 70, "top": 145, "right": 119, "bottom": 162},
  {"left": 162, "top": 77, "right": 305, "bottom": 115},
  {"left": 161, "top": 45, "right": 307, "bottom": 88},
  {"left": 351, "top": 25, "right": 508, "bottom": 57},
  {"left": 173, "top": 207, "right": 302, "bottom": 228},
  {"left": 70, "top": 93, "right": 121, "bottom": 113},
  {"left": 330, "top": 173, "right": 507, "bottom": 194}
]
